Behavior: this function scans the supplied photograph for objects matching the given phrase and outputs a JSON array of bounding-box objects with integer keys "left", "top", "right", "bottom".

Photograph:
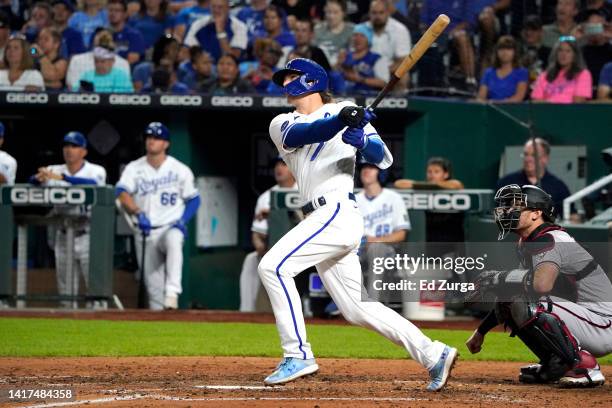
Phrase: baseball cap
[
  {"left": 144, "top": 122, "right": 170, "bottom": 140},
  {"left": 63, "top": 131, "right": 87, "bottom": 148},
  {"left": 93, "top": 46, "right": 115, "bottom": 60},
  {"left": 523, "top": 15, "right": 543, "bottom": 30},
  {"left": 353, "top": 24, "right": 373, "bottom": 45},
  {"left": 0, "top": 121, "right": 5, "bottom": 137},
  {"left": 51, "top": 0, "right": 75, "bottom": 12}
]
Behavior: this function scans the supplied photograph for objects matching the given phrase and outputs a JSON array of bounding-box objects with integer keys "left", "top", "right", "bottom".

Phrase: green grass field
[{"left": 1, "top": 318, "right": 611, "bottom": 364}]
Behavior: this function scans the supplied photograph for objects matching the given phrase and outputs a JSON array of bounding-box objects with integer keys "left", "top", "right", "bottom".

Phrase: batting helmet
[
  {"left": 144, "top": 122, "right": 170, "bottom": 141},
  {"left": 272, "top": 58, "right": 328, "bottom": 96},
  {"left": 0, "top": 121, "right": 4, "bottom": 137},
  {"left": 63, "top": 131, "right": 87, "bottom": 148},
  {"left": 493, "top": 184, "right": 555, "bottom": 240}
]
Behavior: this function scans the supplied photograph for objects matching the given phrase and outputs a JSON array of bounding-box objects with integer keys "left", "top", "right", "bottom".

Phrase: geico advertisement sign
[
  {"left": 10, "top": 188, "right": 87, "bottom": 205},
  {"left": 160, "top": 95, "right": 202, "bottom": 106},
  {"left": 403, "top": 193, "right": 471, "bottom": 211},
  {"left": 364, "top": 97, "right": 408, "bottom": 109},
  {"left": 6, "top": 93, "right": 48, "bottom": 104},
  {"left": 58, "top": 93, "right": 100, "bottom": 104},
  {"left": 210, "top": 96, "right": 253, "bottom": 107},
  {"left": 109, "top": 94, "right": 151, "bottom": 105}
]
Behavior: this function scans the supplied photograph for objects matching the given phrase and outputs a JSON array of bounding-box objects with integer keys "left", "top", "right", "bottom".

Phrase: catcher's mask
[{"left": 493, "top": 184, "right": 555, "bottom": 240}]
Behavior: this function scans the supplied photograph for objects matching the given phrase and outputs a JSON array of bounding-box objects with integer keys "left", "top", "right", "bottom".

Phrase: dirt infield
[{"left": 1, "top": 356, "right": 611, "bottom": 407}]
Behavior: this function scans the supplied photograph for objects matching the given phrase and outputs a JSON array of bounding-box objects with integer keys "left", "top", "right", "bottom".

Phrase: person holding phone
[
  {"left": 0, "top": 35, "right": 44, "bottom": 91},
  {"left": 574, "top": 10, "right": 612, "bottom": 85}
]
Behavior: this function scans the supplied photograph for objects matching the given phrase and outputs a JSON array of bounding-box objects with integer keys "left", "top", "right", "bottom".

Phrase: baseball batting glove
[
  {"left": 338, "top": 106, "right": 365, "bottom": 127},
  {"left": 172, "top": 220, "right": 187, "bottom": 237},
  {"left": 359, "top": 109, "right": 377, "bottom": 128},
  {"left": 342, "top": 127, "right": 367, "bottom": 149},
  {"left": 136, "top": 212, "right": 152, "bottom": 236}
]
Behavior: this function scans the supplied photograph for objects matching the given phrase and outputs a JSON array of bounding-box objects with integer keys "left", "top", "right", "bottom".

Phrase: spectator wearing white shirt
[
  {"left": 0, "top": 122, "right": 17, "bottom": 186},
  {"left": 366, "top": 0, "right": 411, "bottom": 92},
  {"left": 0, "top": 35, "right": 45, "bottom": 91},
  {"left": 66, "top": 29, "right": 130, "bottom": 90}
]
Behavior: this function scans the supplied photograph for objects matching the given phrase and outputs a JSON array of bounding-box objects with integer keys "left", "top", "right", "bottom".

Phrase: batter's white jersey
[
  {"left": 269, "top": 101, "right": 393, "bottom": 204},
  {"left": 252, "top": 183, "right": 298, "bottom": 235},
  {"left": 356, "top": 189, "right": 410, "bottom": 237},
  {"left": 117, "top": 156, "right": 199, "bottom": 227},
  {"left": 0, "top": 150, "right": 17, "bottom": 185}
]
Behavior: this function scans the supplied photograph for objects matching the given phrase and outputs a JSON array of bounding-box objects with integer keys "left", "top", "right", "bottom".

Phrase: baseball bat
[{"left": 367, "top": 14, "right": 450, "bottom": 110}]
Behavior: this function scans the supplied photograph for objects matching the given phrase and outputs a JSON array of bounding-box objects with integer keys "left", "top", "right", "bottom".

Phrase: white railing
[{"left": 563, "top": 173, "right": 612, "bottom": 222}]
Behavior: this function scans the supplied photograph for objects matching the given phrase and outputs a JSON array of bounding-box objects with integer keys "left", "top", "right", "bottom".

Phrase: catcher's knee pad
[{"left": 515, "top": 303, "right": 580, "bottom": 380}]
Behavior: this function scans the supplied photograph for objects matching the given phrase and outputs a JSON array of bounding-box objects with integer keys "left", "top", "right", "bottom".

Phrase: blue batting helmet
[
  {"left": 144, "top": 122, "right": 170, "bottom": 140},
  {"left": 272, "top": 58, "right": 328, "bottom": 96},
  {"left": 0, "top": 121, "right": 4, "bottom": 137},
  {"left": 63, "top": 131, "right": 87, "bottom": 148}
]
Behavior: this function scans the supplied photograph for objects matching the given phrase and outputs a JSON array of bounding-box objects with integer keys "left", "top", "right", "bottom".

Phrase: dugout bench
[{"left": 0, "top": 185, "right": 115, "bottom": 308}]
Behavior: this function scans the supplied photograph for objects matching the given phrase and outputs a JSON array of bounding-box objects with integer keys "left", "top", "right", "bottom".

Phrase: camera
[{"left": 29, "top": 46, "right": 38, "bottom": 57}]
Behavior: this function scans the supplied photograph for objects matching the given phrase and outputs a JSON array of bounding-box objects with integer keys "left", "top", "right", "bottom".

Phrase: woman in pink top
[{"left": 531, "top": 36, "right": 592, "bottom": 103}]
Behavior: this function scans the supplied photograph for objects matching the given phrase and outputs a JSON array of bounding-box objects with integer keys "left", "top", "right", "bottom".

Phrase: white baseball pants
[
  {"left": 258, "top": 192, "right": 446, "bottom": 369},
  {"left": 240, "top": 251, "right": 262, "bottom": 312},
  {"left": 55, "top": 230, "right": 89, "bottom": 307},
  {"left": 134, "top": 227, "right": 184, "bottom": 310}
]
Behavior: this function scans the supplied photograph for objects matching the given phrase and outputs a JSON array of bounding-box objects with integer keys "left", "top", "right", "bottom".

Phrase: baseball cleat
[
  {"left": 426, "top": 346, "right": 458, "bottom": 391},
  {"left": 559, "top": 350, "right": 605, "bottom": 388},
  {"left": 164, "top": 294, "right": 178, "bottom": 310},
  {"left": 264, "top": 357, "right": 319, "bottom": 385}
]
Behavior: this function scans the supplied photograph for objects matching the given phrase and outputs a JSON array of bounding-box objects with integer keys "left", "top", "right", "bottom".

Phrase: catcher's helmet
[
  {"left": 272, "top": 58, "right": 328, "bottom": 96},
  {"left": 144, "top": 122, "right": 170, "bottom": 141},
  {"left": 493, "top": 184, "right": 555, "bottom": 240}
]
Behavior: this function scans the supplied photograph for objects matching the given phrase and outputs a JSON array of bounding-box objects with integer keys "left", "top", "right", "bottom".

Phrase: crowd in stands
[{"left": 0, "top": 0, "right": 609, "bottom": 101}]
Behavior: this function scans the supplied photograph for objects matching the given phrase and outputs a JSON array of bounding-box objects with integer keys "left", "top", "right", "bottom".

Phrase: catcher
[{"left": 466, "top": 184, "right": 612, "bottom": 387}]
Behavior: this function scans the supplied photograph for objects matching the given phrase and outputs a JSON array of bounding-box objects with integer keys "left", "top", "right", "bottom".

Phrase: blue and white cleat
[
  {"left": 264, "top": 357, "right": 319, "bottom": 385},
  {"left": 426, "top": 346, "right": 458, "bottom": 391}
]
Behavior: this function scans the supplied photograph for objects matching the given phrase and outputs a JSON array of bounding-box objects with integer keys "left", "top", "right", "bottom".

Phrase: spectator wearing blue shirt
[
  {"left": 260, "top": 5, "right": 296, "bottom": 67},
  {"left": 183, "top": 0, "right": 247, "bottom": 62},
  {"left": 470, "top": 0, "right": 511, "bottom": 69},
  {"left": 142, "top": 61, "right": 190, "bottom": 93},
  {"left": 236, "top": 0, "right": 268, "bottom": 44},
  {"left": 596, "top": 61, "right": 612, "bottom": 101},
  {"left": 477, "top": 35, "right": 528, "bottom": 102},
  {"left": 421, "top": 0, "right": 477, "bottom": 89},
  {"left": 129, "top": 0, "right": 175, "bottom": 52},
  {"left": 496, "top": 138, "right": 571, "bottom": 218},
  {"left": 338, "top": 23, "right": 389, "bottom": 95},
  {"left": 181, "top": 46, "right": 215, "bottom": 90},
  {"left": 74, "top": 46, "right": 134, "bottom": 92},
  {"left": 133, "top": 33, "right": 179, "bottom": 90},
  {"left": 242, "top": 38, "right": 283, "bottom": 94},
  {"left": 109, "top": 0, "right": 145, "bottom": 65},
  {"left": 21, "top": 2, "right": 53, "bottom": 44},
  {"left": 68, "top": 0, "right": 109, "bottom": 48},
  {"left": 173, "top": 0, "right": 210, "bottom": 42},
  {"left": 52, "top": 0, "right": 86, "bottom": 58}
]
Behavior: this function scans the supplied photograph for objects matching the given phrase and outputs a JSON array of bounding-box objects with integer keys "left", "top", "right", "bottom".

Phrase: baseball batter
[
  {"left": 116, "top": 122, "right": 200, "bottom": 310},
  {"left": 0, "top": 122, "right": 17, "bottom": 186},
  {"left": 466, "top": 184, "right": 612, "bottom": 387},
  {"left": 30, "top": 132, "right": 106, "bottom": 307},
  {"left": 258, "top": 58, "right": 457, "bottom": 390},
  {"left": 240, "top": 157, "right": 296, "bottom": 312}
]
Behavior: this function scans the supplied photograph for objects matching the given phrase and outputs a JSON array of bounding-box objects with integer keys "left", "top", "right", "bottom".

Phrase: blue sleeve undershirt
[
  {"left": 283, "top": 115, "right": 345, "bottom": 147},
  {"left": 360, "top": 135, "right": 384, "bottom": 164},
  {"left": 180, "top": 195, "right": 201, "bottom": 224}
]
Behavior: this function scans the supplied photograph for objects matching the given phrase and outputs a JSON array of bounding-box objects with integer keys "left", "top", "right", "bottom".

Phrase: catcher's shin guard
[{"left": 512, "top": 303, "right": 580, "bottom": 383}]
